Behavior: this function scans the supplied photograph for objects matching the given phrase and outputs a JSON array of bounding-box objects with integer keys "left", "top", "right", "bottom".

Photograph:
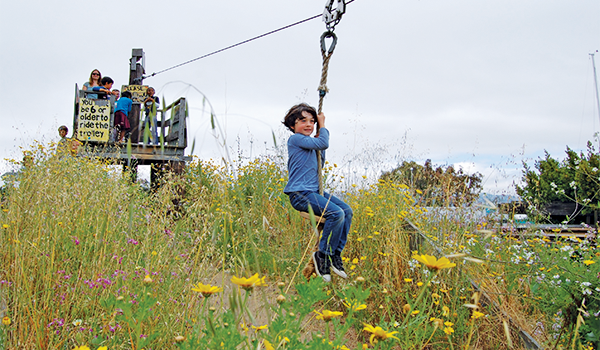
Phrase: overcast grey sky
[{"left": 1, "top": 0, "right": 599, "bottom": 193}]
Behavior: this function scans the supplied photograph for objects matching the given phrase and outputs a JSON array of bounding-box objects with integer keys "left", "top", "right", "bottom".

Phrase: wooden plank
[
  {"left": 298, "top": 211, "right": 326, "bottom": 225},
  {"left": 166, "top": 131, "right": 179, "bottom": 142}
]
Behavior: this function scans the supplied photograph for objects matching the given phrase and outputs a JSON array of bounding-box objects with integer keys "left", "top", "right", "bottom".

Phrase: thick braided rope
[
  {"left": 316, "top": 51, "right": 334, "bottom": 195},
  {"left": 317, "top": 53, "right": 333, "bottom": 113}
]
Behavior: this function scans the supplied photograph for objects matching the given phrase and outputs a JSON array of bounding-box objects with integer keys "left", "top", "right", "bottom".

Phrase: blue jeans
[{"left": 288, "top": 191, "right": 353, "bottom": 256}]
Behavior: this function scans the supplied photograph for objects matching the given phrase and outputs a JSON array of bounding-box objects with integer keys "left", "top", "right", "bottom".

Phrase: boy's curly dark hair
[
  {"left": 100, "top": 76, "right": 114, "bottom": 86},
  {"left": 282, "top": 103, "right": 317, "bottom": 132}
]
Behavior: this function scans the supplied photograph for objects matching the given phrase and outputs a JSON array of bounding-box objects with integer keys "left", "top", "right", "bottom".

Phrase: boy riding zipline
[{"left": 282, "top": 103, "right": 353, "bottom": 283}]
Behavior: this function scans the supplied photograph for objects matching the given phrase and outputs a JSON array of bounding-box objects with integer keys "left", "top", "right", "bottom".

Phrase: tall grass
[{"left": 0, "top": 142, "right": 596, "bottom": 349}]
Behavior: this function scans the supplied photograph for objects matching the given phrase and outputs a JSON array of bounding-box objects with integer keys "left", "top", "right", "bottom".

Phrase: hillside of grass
[{"left": 0, "top": 143, "right": 598, "bottom": 349}]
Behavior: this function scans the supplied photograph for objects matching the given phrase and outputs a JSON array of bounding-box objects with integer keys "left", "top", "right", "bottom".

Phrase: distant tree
[
  {"left": 380, "top": 160, "right": 483, "bottom": 206},
  {"left": 516, "top": 141, "right": 600, "bottom": 219}
]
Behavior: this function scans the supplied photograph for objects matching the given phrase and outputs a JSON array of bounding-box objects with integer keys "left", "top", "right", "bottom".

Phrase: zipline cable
[{"left": 143, "top": 0, "right": 355, "bottom": 80}]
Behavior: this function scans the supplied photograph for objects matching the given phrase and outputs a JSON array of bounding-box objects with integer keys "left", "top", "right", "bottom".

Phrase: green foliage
[
  {"left": 517, "top": 142, "right": 600, "bottom": 220},
  {"left": 380, "top": 160, "right": 483, "bottom": 206},
  {"left": 459, "top": 231, "right": 600, "bottom": 349}
]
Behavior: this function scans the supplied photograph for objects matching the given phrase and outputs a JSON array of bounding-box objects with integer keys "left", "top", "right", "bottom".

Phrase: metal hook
[
  {"left": 323, "top": 0, "right": 346, "bottom": 31},
  {"left": 320, "top": 31, "right": 337, "bottom": 55}
]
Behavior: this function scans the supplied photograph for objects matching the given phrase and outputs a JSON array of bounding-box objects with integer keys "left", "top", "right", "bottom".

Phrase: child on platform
[
  {"left": 114, "top": 91, "right": 132, "bottom": 142},
  {"left": 143, "top": 87, "right": 160, "bottom": 145},
  {"left": 282, "top": 103, "right": 353, "bottom": 283},
  {"left": 92, "top": 77, "right": 118, "bottom": 99}
]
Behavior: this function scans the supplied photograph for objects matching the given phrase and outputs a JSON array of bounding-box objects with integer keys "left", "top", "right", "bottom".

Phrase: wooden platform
[{"left": 79, "top": 143, "right": 191, "bottom": 165}]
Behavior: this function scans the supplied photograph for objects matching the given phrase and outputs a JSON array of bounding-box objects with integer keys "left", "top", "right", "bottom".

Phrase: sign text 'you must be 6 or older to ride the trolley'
[{"left": 77, "top": 98, "right": 111, "bottom": 142}]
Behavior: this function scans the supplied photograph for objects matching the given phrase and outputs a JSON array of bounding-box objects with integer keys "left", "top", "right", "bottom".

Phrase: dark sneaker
[
  {"left": 312, "top": 251, "right": 331, "bottom": 283},
  {"left": 330, "top": 252, "right": 348, "bottom": 279}
]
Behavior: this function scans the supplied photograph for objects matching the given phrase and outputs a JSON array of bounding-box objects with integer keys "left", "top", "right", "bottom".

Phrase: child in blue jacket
[
  {"left": 282, "top": 103, "right": 353, "bottom": 282},
  {"left": 114, "top": 91, "right": 132, "bottom": 142}
]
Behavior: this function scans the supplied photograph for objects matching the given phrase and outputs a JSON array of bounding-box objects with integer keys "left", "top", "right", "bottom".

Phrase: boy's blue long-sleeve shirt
[{"left": 284, "top": 128, "right": 329, "bottom": 194}]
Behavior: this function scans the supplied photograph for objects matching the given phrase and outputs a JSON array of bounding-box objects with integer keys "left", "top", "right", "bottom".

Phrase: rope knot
[{"left": 318, "top": 84, "right": 329, "bottom": 97}]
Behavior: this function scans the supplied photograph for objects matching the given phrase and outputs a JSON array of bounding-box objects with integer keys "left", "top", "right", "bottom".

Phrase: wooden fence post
[{"left": 129, "top": 48, "right": 144, "bottom": 143}]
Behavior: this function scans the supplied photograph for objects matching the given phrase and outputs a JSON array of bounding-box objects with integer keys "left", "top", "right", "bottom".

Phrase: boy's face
[
  {"left": 59, "top": 129, "right": 67, "bottom": 138},
  {"left": 105, "top": 82, "right": 113, "bottom": 90},
  {"left": 292, "top": 111, "right": 316, "bottom": 136},
  {"left": 147, "top": 88, "right": 155, "bottom": 96}
]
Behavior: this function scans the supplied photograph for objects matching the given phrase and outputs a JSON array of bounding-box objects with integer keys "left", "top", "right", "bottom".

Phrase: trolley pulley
[{"left": 322, "top": 0, "right": 346, "bottom": 31}]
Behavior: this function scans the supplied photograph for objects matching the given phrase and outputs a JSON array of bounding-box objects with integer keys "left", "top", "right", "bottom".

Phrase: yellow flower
[
  {"left": 442, "top": 306, "right": 450, "bottom": 316},
  {"left": 472, "top": 311, "right": 485, "bottom": 319},
  {"left": 343, "top": 299, "right": 367, "bottom": 312},
  {"left": 73, "top": 346, "right": 91, "bottom": 350},
  {"left": 252, "top": 324, "right": 268, "bottom": 331},
  {"left": 143, "top": 275, "right": 153, "bottom": 284},
  {"left": 411, "top": 310, "right": 420, "bottom": 315},
  {"left": 327, "top": 342, "right": 350, "bottom": 350},
  {"left": 2, "top": 316, "right": 10, "bottom": 325},
  {"left": 583, "top": 260, "right": 595, "bottom": 266},
  {"left": 363, "top": 324, "right": 399, "bottom": 345},
  {"left": 98, "top": 347, "right": 108, "bottom": 350},
  {"left": 263, "top": 339, "right": 275, "bottom": 350},
  {"left": 231, "top": 273, "right": 266, "bottom": 291},
  {"left": 443, "top": 326, "right": 454, "bottom": 335},
  {"left": 191, "top": 282, "right": 223, "bottom": 297},
  {"left": 240, "top": 322, "right": 249, "bottom": 333},
  {"left": 278, "top": 336, "right": 290, "bottom": 344},
  {"left": 2, "top": 224, "right": 8, "bottom": 229},
  {"left": 412, "top": 254, "right": 456, "bottom": 271},
  {"left": 315, "top": 309, "right": 343, "bottom": 322},
  {"left": 404, "top": 278, "right": 413, "bottom": 283}
]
